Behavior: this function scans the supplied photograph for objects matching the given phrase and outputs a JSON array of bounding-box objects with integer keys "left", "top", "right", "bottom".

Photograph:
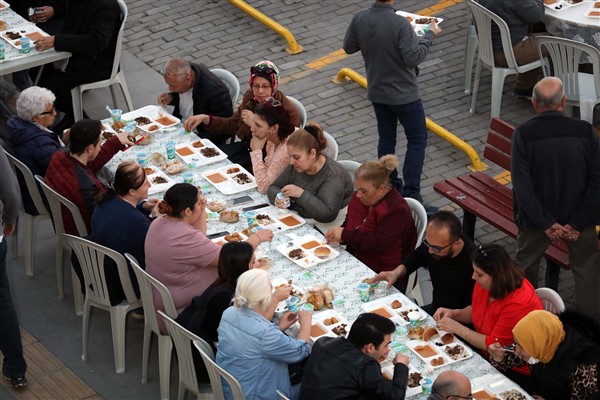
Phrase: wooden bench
[{"left": 433, "top": 117, "right": 572, "bottom": 290}]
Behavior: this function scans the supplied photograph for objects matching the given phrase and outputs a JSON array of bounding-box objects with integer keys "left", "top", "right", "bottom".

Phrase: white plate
[
  {"left": 272, "top": 278, "right": 306, "bottom": 313},
  {"left": 395, "top": 10, "right": 443, "bottom": 36},
  {"left": 175, "top": 139, "right": 227, "bottom": 167},
  {"left": 407, "top": 339, "right": 473, "bottom": 369},
  {"left": 544, "top": 0, "right": 588, "bottom": 12},
  {"left": 250, "top": 209, "right": 307, "bottom": 233},
  {"left": 1, "top": 23, "right": 48, "bottom": 50},
  {"left": 586, "top": 2, "right": 600, "bottom": 17},
  {"left": 210, "top": 231, "right": 249, "bottom": 247},
  {"left": 309, "top": 309, "right": 349, "bottom": 342},
  {"left": 381, "top": 365, "right": 423, "bottom": 398},
  {"left": 360, "top": 293, "right": 425, "bottom": 325},
  {"left": 118, "top": 105, "right": 181, "bottom": 132},
  {"left": 146, "top": 168, "right": 175, "bottom": 195},
  {"left": 275, "top": 234, "right": 339, "bottom": 268},
  {"left": 203, "top": 164, "right": 257, "bottom": 195}
]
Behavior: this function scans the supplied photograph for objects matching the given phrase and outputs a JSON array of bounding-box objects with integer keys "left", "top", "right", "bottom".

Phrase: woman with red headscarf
[{"left": 183, "top": 60, "right": 300, "bottom": 171}]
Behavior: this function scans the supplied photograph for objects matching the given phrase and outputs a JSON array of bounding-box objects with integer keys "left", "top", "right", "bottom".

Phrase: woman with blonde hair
[
  {"left": 267, "top": 122, "right": 353, "bottom": 223},
  {"left": 325, "top": 155, "right": 417, "bottom": 274},
  {"left": 217, "top": 269, "right": 311, "bottom": 400}
]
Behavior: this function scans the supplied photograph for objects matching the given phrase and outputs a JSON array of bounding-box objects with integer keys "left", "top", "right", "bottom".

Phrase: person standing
[
  {"left": 343, "top": 0, "right": 441, "bottom": 213},
  {"left": 512, "top": 76, "right": 600, "bottom": 319},
  {"left": 0, "top": 149, "right": 27, "bottom": 389}
]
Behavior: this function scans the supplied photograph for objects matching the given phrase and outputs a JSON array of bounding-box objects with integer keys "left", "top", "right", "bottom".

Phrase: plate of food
[
  {"left": 360, "top": 293, "right": 425, "bottom": 326},
  {"left": 175, "top": 139, "right": 228, "bottom": 167},
  {"left": 406, "top": 327, "right": 473, "bottom": 369},
  {"left": 1, "top": 23, "right": 49, "bottom": 50},
  {"left": 272, "top": 278, "right": 306, "bottom": 313},
  {"left": 395, "top": 10, "right": 443, "bottom": 36},
  {"left": 145, "top": 166, "right": 175, "bottom": 195},
  {"left": 247, "top": 208, "right": 306, "bottom": 232},
  {"left": 276, "top": 235, "right": 339, "bottom": 268},
  {"left": 118, "top": 105, "right": 181, "bottom": 132},
  {"left": 586, "top": 1, "right": 600, "bottom": 17},
  {"left": 544, "top": 0, "right": 586, "bottom": 12},
  {"left": 308, "top": 309, "right": 349, "bottom": 342},
  {"left": 211, "top": 230, "right": 249, "bottom": 247},
  {"left": 381, "top": 365, "right": 423, "bottom": 398},
  {"left": 203, "top": 164, "right": 257, "bottom": 195},
  {"left": 471, "top": 374, "right": 531, "bottom": 400}
]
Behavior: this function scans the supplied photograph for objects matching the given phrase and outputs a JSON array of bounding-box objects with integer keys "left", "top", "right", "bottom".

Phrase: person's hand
[
  {"left": 433, "top": 307, "right": 455, "bottom": 321},
  {"left": 297, "top": 309, "right": 312, "bottom": 327},
  {"left": 372, "top": 268, "right": 404, "bottom": 290},
  {"left": 143, "top": 198, "right": 160, "bottom": 213},
  {"left": 563, "top": 224, "right": 581, "bottom": 242},
  {"left": 281, "top": 184, "right": 303, "bottom": 199},
  {"left": 241, "top": 110, "right": 254, "bottom": 127},
  {"left": 61, "top": 128, "right": 71, "bottom": 145},
  {"left": 183, "top": 114, "right": 209, "bottom": 132},
  {"left": 544, "top": 223, "right": 567, "bottom": 241},
  {"left": 436, "top": 317, "right": 463, "bottom": 334},
  {"left": 324, "top": 227, "right": 343, "bottom": 244},
  {"left": 116, "top": 131, "right": 135, "bottom": 146},
  {"left": 488, "top": 342, "right": 506, "bottom": 362},
  {"left": 429, "top": 20, "right": 442, "bottom": 38},
  {"left": 250, "top": 135, "right": 268, "bottom": 152},
  {"left": 393, "top": 353, "right": 410, "bottom": 366},
  {"left": 157, "top": 93, "right": 172, "bottom": 107},
  {"left": 532, "top": 395, "right": 546, "bottom": 400},
  {"left": 30, "top": 6, "right": 55, "bottom": 23},
  {"left": 278, "top": 312, "right": 298, "bottom": 331},
  {"left": 34, "top": 35, "right": 55, "bottom": 51},
  {"left": 3, "top": 223, "right": 16, "bottom": 237},
  {"left": 253, "top": 229, "right": 274, "bottom": 243},
  {"left": 274, "top": 196, "right": 289, "bottom": 209},
  {"left": 198, "top": 194, "right": 207, "bottom": 210},
  {"left": 273, "top": 284, "right": 292, "bottom": 302}
]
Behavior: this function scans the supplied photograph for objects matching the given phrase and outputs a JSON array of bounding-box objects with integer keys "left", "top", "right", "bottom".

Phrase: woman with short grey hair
[{"left": 15, "top": 86, "right": 56, "bottom": 122}]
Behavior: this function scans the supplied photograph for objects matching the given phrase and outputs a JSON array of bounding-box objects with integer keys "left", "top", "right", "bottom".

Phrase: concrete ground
[{"left": 2, "top": 0, "right": 593, "bottom": 398}]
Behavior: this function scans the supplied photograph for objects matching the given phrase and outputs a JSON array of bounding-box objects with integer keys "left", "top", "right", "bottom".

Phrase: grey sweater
[
  {"left": 343, "top": 2, "right": 435, "bottom": 105},
  {"left": 267, "top": 157, "right": 354, "bottom": 223},
  {"left": 0, "top": 149, "right": 22, "bottom": 241}
]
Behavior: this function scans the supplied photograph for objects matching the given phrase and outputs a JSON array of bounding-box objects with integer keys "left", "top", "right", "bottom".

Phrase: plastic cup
[
  {"left": 276, "top": 192, "right": 290, "bottom": 208},
  {"left": 420, "top": 377, "right": 433, "bottom": 395},
  {"left": 136, "top": 152, "right": 148, "bottom": 167},
  {"left": 357, "top": 283, "right": 371, "bottom": 303},
  {"left": 287, "top": 296, "right": 299, "bottom": 313},
  {"left": 165, "top": 141, "right": 176, "bottom": 159},
  {"left": 182, "top": 172, "right": 194, "bottom": 184},
  {"left": 299, "top": 303, "right": 314, "bottom": 313},
  {"left": 0, "top": 42, "right": 5, "bottom": 61},
  {"left": 408, "top": 311, "right": 422, "bottom": 327},
  {"left": 20, "top": 37, "right": 31, "bottom": 54},
  {"left": 245, "top": 210, "right": 258, "bottom": 227},
  {"left": 110, "top": 109, "right": 123, "bottom": 122}
]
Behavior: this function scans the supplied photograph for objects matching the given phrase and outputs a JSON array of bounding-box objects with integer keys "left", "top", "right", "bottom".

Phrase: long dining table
[{"left": 99, "top": 106, "right": 533, "bottom": 399}]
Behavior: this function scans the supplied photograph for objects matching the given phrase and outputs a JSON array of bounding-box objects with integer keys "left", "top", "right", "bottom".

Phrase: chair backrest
[
  {"left": 276, "top": 389, "right": 291, "bottom": 400},
  {"left": 193, "top": 340, "right": 245, "bottom": 400},
  {"left": 286, "top": 96, "right": 307, "bottom": 128},
  {"left": 159, "top": 311, "right": 214, "bottom": 397},
  {"left": 210, "top": 68, "right": 240, "bottom": 106},
  {"left": 322, "top": 132, "right": 338, "bottom": 160},
  {"left": 108, "top": 0, "right": 128, "bottom": 80},
  {"left": 3, "top": 148, "right": 49, "bottom": 216},
  {"left": 125, "top": 253, "right": 177, "bottom": 335},
  {"left": 34, "top": 175, "right": 88, "bottom": 237},
  {"left": 337, "top": 159, "right": 361, "bottom": 183},
  {"left": 483, "top": 117, "right": 515, "bottom": 172},
  {"left": 404, "top": 198, "right": 427, "bottom": 249},
  {"left": 536, "top": 36, "right": 600, "bottom": 104},
  {"left": 535, "top": 287, "right": 565, "bottom": 314},
  {"left": 63, "top": 234, "right": 138, "bottom": 306}
]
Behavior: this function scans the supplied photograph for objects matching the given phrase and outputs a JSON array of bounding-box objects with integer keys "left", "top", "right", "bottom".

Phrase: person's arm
[
  {"left": 205, "top": 90, "right": 250, "bottom": 136},
  {"left": 260, "top": 320, "right": 311, "bottom": 363},
  {"left": 0, "top": 151, "right": 22, "bottom": 234},
  {"left": 361, "top": 360, "right": 408, "bottom": 400},
  {"left": 251, "top": 142, "right": 289, "bottom": 194},
  {"left": 267, "top": 165, "right": 293, "bottom": 204},
  {"left": 398, "top": 18, "right": 436, "bottom": 68},
  {"left": 342, "top": 14, "right": 360, "bottom": 54},
  {"left": 515, "top": 0, "right": 545, "bottom": 24},
  {"left": 293, "top": 168, "right": 347, "bottom": 223},
  {"left": 88, "top": 135, "right": 125, "bottom": 173},
  {"left": 569, "top": 363, "right": 599, "bottom": 400},
  {"left": 488, "top": 343, "right": 526, "bottom": 371}
]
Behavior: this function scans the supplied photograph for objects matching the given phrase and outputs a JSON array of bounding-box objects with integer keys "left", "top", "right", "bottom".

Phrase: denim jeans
[
  {"left": 0, "top": 239, "right": 27, "bottom": 379},
  {"left": 372, "top": 100, "right": 427, "bottom": 200}
]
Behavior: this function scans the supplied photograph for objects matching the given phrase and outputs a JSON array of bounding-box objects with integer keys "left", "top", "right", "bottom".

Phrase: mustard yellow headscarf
[{"left": 512, "top": 310, "right": 566, "bottom": 364}]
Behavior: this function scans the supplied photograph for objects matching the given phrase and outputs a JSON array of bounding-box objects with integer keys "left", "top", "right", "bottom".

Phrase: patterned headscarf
[
  {"left": 249, "top": 60, "right": 279, "bottom": 96},
  {"left": 512, "top": 310, "right": 566, "bottom": 364}
]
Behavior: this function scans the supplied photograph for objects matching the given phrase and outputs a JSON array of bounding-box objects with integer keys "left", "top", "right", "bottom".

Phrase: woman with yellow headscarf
[{"left": 489, "top": 310, "right": 600, "bottom": 399}]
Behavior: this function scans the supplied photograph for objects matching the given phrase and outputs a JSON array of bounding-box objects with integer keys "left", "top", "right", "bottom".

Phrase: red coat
[
  {"left": 45, "top": 135, "right": 123, "bottom": 235},
  {"left": 341, "top": 189, "right": 417, "bottom": 273}
]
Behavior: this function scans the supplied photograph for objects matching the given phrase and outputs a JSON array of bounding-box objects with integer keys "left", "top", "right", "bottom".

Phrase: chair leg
[
  {"left": 464, "top": 24, "right": 478, "bottom": 94},
  {"left": 24, "top": 214, "right": 34, "bottom": 277},
  {"left": 158, "top": 335, "right": 173, "bottom": 400},
  {"left": 81, "top": 298, "right": 91, "bottom": 361},
  {"left": 470, "top": 60, "right": 482, "bottom": 114},
  {"left": 117, "top": 73, "right": 134, "bottom": 112},
  {"left": 141, "top": 324, "right": 152, "bottom": 383},
  {"left": 72, "top": 266, "right": 84, "bottom": 316},
  {"left": 56, "top": 242, "right": 65, "bottom": 299},
  {"left": 490, "top": 70, "right": 508, "bottom": 118},
  {"left": 109, "top": 307, "right": 128, "bottom": 374},
  {"left": 71, "top": 87, "right": 84, "bottom": 122}
]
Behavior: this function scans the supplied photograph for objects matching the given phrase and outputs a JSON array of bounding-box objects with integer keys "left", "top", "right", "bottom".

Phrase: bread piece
[
  {"left": 314, "top": 246, "right": 331, "bottom": 259},
  {"left": 422, "top": 327, "right": 439, "bottom": 342},
  {"left": 441, "top": 333, "right": 455, "bottom": 344},
  {"left": 391, "top": 300, "right": 402, "bottom": 309},
  {"left": 431, "top": 357, "right": 445, "bottom": 366}
]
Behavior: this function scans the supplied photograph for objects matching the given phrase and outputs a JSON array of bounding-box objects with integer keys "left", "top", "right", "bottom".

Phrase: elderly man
[
  {"left": 428, "top": 371, "right": 472, "bottom": 400},
  {"left": 157, "top": 57, "right": 233, "bottom": 142},
  {"left": 372, "top": 211, "right": 476, "bottom": 315},
  {"left": 512, "top": 77, "right": 600, "bottom": 319}
]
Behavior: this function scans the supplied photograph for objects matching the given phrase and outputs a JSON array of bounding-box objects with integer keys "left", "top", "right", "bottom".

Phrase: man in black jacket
[
  {"left": 157, "top": 57, "right": 233, "bottom": 143},
  {"left": 300, "top": 313, "right": 409, "bottom": 400}
]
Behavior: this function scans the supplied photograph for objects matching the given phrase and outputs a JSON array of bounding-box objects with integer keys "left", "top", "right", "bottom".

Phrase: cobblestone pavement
[{"left": 122, "top": 0, "right": 577, "bottom": 303}]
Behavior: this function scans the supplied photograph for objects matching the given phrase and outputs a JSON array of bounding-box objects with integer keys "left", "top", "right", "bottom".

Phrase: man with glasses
[
  {"left": 157, "top": 57, "right": 232, "bottom": 143},
  {"left": 428, "top": 371, "right": 472, "bottom": 400},
  {"left": 372, "top": 211, "right": 475, "bottom": 315}
]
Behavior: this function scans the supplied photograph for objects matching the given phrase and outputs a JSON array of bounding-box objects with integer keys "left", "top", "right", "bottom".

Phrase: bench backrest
[{"left": 483, "top": 117, "right": 515, "bottom": 171}]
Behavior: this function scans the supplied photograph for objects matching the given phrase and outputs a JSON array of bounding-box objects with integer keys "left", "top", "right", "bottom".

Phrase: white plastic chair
[
  {"left": 193, "top": 340, "right": 246, "bottom": 400},
  {"left": 536, "top": 36, "right": 600, "bottom": 124},
  {"left": 159, "top": 311, "right": 212, "bottom": 400},
  {"left": 404, "top": 198, "right": 428, "bottom": 306},
  {"left": 464, "top": 6, "right": 479, "bottom": 94},
  {"left": 535, "top": 287, "right": 565, "bottom": 315},
  {"left": 322, "top": 131, "right": 339, "bottom": 160},
  {"left": 70, "top": 0, "right": 133, "bottom": 121},
  {"left": 210, "top": 68, "right": 240, "bottom": 106},
  {"left": 286, "top": 96, "right": 307, "bottom": 128},
  {"left": 35, "top": 175, "right": 85, "bottom": 316},
  {"left": 337, "top": 159, "right": 361, "bottom": 183},
  {"left": 126, "top": 253, "right": 176, "bottom": 400},
  {"left": 63, "top": 234, "right": 141, "bottom": 374},
  {"left": 466, "top": 0, "right": 543, "bottom": 118},
  {"left": 3, "top": 148, "right": 51, "bottom": 277}
]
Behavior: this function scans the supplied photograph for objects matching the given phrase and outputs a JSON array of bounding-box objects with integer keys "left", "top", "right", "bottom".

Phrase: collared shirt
[{"left": 179, "top": 87, "right": 194, "bottom": 122}]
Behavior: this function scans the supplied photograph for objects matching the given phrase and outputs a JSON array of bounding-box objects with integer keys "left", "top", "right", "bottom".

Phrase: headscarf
[
  {"left": 249, "top": 60, "right": 279, "bottom": 96},
  {"left": 512, "top": 310, "right": 566, "bottom": 364}
]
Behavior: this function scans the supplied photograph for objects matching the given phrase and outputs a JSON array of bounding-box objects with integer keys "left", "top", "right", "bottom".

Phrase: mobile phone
[
  {"left": 207, "top": 231, "right": 230, "bottom": 239},
  {"left": 231, "top": 195, "right": 253, "bottom": 206},
  {"left": 242, "top": 203, "right": 270, "bottom": 212}
]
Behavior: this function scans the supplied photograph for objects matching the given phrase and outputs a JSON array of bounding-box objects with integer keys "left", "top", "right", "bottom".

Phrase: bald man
[
  {"left": 512, "top": 76, "right": 600, "bottom": 319},
  {"left": 428, "top": 370, "right": 472, "bottom": 400}
]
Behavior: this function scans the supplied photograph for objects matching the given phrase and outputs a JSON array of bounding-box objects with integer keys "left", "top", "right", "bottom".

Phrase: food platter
[
  {"left": 471, "top": 374, "right": 531, "bottom": 400},
  {"left": 144, "top": 166, "right": 175, "bottom": 195},
  {"left": 271, "top": 277, "right": 306, "bottom": 313},
  {"left": 543, "top": 0, "right": 587, "bottom": 12},
  {"left": 1, "top": 23, "right": 48, "bottom": 50},
  {"left": 360, "top": 293, "right": 427, "bottom": 326},
  {"left": 118, "top": 105, "right": 181, "bottom": 132},
  {"left": 406, "top": 333, "right": 473, "bottom": 369},
  {"left": 381, "top": 365, "right": 423, "bottom": 398},
  {"left": 395, "top": 10, "right": 443, "bottom": 36},
  {"left": 276, "top": 234, "right": 339, "bottom": 269},
  {"left": 246, "top": 207, "right": 306, "bottom": 233},
  {"left": 308, "top": 309, "right": 349, "bottom": 342},
  {"left": 202, "top": 164, "right": 257, "bottom": 195},
  {"left": 586, "top": 1, "right": 600, "bottom": 18},
  {"left": 175, "top": 139, "right": 227, "bottom": 167},
  {"left": 210, "top": 230, "right": 249, "bottom": 247}
]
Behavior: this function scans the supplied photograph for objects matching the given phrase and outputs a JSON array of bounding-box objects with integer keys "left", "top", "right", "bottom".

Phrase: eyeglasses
[
  {"left": 251, "top": 65, "right": 275, "bottom": 75},
  {"left": 475, "top": 245, "right": 490, "bottom": 264},
  {"left": 432, "top": 391, "right": 474, "bottom": 400},
  {"left": 423, "top": 237, "right": 456, "bottom": 253},
  {"left": 252, "top": 83, "right": 271, "bottom": 90},
  {"left": 39, "top": 106, "right": 56, "bottom": 115},
  {"left": 265, "top": 97, "right": 281, "bottom": 107},
  {"left": 162, "top": 71, "right": 188, "bottom": 79}
]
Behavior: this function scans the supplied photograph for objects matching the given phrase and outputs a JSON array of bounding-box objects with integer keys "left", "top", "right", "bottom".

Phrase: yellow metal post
[
  {"left": 228, "top": 0, "right": 304, "bottom": 54},
  {"left": 334, "top": 68, "right": 488, "bottom": 172}
]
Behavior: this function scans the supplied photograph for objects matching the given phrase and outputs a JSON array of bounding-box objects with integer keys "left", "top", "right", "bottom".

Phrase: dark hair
[
  {"left": 254, "top": 100, "right": 295, "bottom": 141},
  {"left": 157, "top": 183, "right": 198, "bottom": 218},
  {"left": 286, "top": 122, "right": 327, "bottom": 155},
  {"left": 69, "top": 119, "right": 103, "bottom": 155},
  {"left": 347, "top": 313, "right": 395, "bottom": 349},
  {"left": 473, "top": 243, "right": 524, "bottom": 299},
  {"left": 429, "top": 211, "right": 462, "bottom": 241},
  {"left": 97, "top": 161, "right": 146, "bottom": 204},
  {"left": 207, "top": 242, "right": 254, "bottom": 290}
]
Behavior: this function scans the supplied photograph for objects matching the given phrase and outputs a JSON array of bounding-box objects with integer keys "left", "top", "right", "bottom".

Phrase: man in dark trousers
[{"left": 512, "top": 76, "right": 600, "bottom": 319}]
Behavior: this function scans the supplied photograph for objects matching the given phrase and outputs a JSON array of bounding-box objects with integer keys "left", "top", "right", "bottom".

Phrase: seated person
[
  {"left": 5, "top": 86, "right": 62, "bottom": 215},
  {"left": 45, "top": 119, "right": 132, "bottom": 235},
  {"left": 249, "top": 98, "right": 296, "bottom": 193},
  {"left": 428, "top": 371, "right": 472, "bottom": 400},
  {"left": 267, "top": 123, "right": 354, "bottom": 223},
  {"left": 183, "top": 60, "right": 300, "bottom": 171},
  {"left": 144, "top": 184, "right": 272, "bottom": 332},
  {"left": 434, "top": 244, "right": 542, "bottom": 390},
  {"left": 157, "top": 57, "right": 232, "bottom": 143},
  {"left": 300, "top": 313, "right": 409, "bottom": 400},
  {"left": 92, "top": 161, "right": 158, "bottom": 304},
  {"left": 217, "top": 269, "right": 311, "bottom": 400},
  {"left": 489, "top": 309, "right": 600, "bottom": 400},
  {"left": 372, "top": 211, "right": 476, "bottom": 315},
  {"left": 325, "top": 155, "right": 417, "bottom": 274}
]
